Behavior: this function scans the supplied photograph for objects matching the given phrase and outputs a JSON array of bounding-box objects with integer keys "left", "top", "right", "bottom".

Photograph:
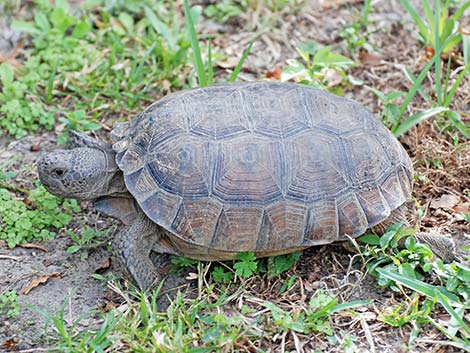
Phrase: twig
[
  {"left": 0, "top": 254, "right": 22, "bottom": 261},
  {"left": 360, "top": 315, "right": 376, "bottom": 353}
]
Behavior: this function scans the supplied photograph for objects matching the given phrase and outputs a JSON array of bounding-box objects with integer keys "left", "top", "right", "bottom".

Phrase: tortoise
[{"left": 38, "top": 81, "right": 455, "bottom": 290}]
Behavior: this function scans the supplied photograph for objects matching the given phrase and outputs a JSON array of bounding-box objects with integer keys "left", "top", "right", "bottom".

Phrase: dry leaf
[
  {"left": 323, "top": 68, "right": 343, "bottom": 87},
  {"left": 359, "top": 50, "right": 383, "bottom": 66},
  {"left": 430, "top": 194, "right": 461, "bottom": 210},
  {"left": 95, "top": 258, "right": 111, "bottom": 274},
  {"left": 2, "top": 338, "right": 18, "bottom": 351},
  {"left": 266, "top": 65, "right": 282, "bottom": 80},
  {"left": 217, "top": 56, "right": 241, "bottom": 69},
  {"left": 30, "top": 142, "right": 41, "bottom": 152},
  {"left": 22, "top": 273, "right": 61, "bottom": 295},
  {"left": 453, "top": 203, "right": 470, "bottom": 214},
  {"left": 98, "top": 300, "right": 118, "bottom": 312}
]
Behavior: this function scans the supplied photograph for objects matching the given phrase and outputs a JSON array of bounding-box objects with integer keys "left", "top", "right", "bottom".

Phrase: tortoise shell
[{"left": 111, "top": 82, "right": 413, "bottom": 253}]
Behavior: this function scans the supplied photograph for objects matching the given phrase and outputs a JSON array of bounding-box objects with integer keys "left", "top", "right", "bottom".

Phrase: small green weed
[
  {"left": 0, "top": 186, "right": 80, "bottom": 248},
  {"left": 233, "top": 251, "right": 258, "bottom": 277},
  {"left": 366, "top": 85, "right": 448, "bottom": 137},
  {"left": 264, "top": 291, "right": 369, "bottom": 336},
  {"left": 204, "top": 0, "right": 244, "bottom": 22},
  {"left": 211, "top": 265, "right": 234, "bottom": 284},
  {"left": 0, "top": 159, "right": 19, "bottom": 191},
  {"left": 282, "top": 40, "right": 355, "bottom": 95},
  {"left": 171, "top": 251, "right": 300, "bottom": 281},
  {"left": 0, "top": 290, "right": 20, "bottom": 318},
  {"left": 359, "top": 224, "right": 470, "bottom": 348},
  {"left": 5, "top": 0, "right": 198, "bottom": 139},
  {"left": 380, "top": 293, "right": 432, "bottom": 328},
  {"left": 0, "top": 62, "right": 54, "bottom": 138},
  {"left": 366, "top": 87, "right": 405, "bottom": 127},
  {"left": 57, "top": 110, "right": 101, "bottom": 145},
  {"left": 398, "top": 55, "right": 470, "bottom": 138},
  {"left": 170, "top": 255, "right": 199, "bottom": 275},
  {"left": 66, "top": 225, "right": 113, "bottom": 261},
  {"left": 267, "top": 251, "right": 301, "bottom": 278},
  {"left": 339, "top": 0, "right": 373, "bottom": 53}
]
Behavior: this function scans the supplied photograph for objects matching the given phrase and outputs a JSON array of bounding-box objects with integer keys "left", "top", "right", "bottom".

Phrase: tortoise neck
[{"left": 101, "top": 148, "right": 128, "bottom": 197}]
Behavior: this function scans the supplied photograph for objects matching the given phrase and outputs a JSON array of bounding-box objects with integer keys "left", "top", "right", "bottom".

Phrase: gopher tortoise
[{"left": 38, "top": 82, "right": 455, "bottom": 290}]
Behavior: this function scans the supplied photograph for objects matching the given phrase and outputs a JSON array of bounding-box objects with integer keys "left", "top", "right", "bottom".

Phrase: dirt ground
[{"left": 0, "top": 0, "right": 469, "bottom": 352}]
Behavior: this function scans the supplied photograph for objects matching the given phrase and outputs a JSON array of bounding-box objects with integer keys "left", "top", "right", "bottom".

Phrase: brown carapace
[{"left": 39, "top": 82, "right": 455, "bottom": 290}]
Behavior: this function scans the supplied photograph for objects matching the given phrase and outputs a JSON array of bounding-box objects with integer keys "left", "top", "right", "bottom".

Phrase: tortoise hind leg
[
  {"left": 113, "top": 211, "right": 162, "bottom": 290},
  {"left": 373, "top": 204, "right": 457, "bottom": 263}
]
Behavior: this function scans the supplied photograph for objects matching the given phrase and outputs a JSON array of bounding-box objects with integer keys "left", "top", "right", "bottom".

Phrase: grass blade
[
  {"left": 422, "top": 0, "right": 434, "bottom": 33},
  {"left": 444, "top": 59, "right": 470, "bottom": 107},
  {"left": 377, "top": 268, "right": 460, "bottom": 302},
  {"left": 435, "top": 291, "right": 470, "bottom": 337},
  {"left": 399, "top": 0, "right": 429, "bottom": 42},
  {"left": 227, "top": 40, "right": 254, "bottom": 82},
  {"left": 360, "top": 0, "right": 371, "bottom": 28},
  {"left": 393, "top": 107, "right": 448, "bottom": 137},
  {"left": 451, "top": 1, "right": 470, "bottom": 21},
  {"left": 207, "top": 40, "right": 214, "bottom": 86},
  {"left": 144, "top": 6, "right": 174, "bottom": 49},
  {"left": 329, "top": 300, "right": 372, "bottom": 314},
  {"left": 446, "top": 111, "right": 470, "bottom": 138},
  {"left": 47, "top": 59, "right": 59, "bottom": 104},
  {"left": 461, "top": 27, "right": 470, "bottom": 75},
  {"left": 434, "top": 0, "right": 442, "bottom": 105},
  {"left": 443, "top": 55, "right": 452, "bottom": 105},
  {"left": 183, "top": 0, "right": 206, "bottom": 87},
  {"left": 130, "top": 42, "right": 156, "bottom": 84},
  {"left": 394, "top": 53, "right": 438, "bottom": 133},
  {"left": 403, "top": 67, "right": 431, "bottom": 102}
]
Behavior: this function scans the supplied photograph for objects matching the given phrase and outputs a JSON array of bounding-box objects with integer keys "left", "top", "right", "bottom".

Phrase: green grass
[
  {"left": 36, "top": 222, "right": 470, "bottom": 351},
  {"left": 3, "top": 0, "right": 195, "bottom": 139},
  {"left": 3, "top": 1, "right": 470, "bottom": 351},
  {"left": 282, "top": 40, "right": 356, "bottom": 96},
  {"left": 0, "top": 290, "right": 20, "bottom": 318},
  {"left": 66, "top": 224, "right": 114, "bottom": 261},
  {"left": 33, "top": 263, "right": 369, "bottom": 352},
  {"left": 0, "top": 184, "right": 80, "bottom": 248}
]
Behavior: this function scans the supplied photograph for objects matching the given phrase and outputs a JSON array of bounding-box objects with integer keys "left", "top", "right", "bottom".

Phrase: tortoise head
[{"left": 38, "top": 132, "right": 125, "bottom": 200}]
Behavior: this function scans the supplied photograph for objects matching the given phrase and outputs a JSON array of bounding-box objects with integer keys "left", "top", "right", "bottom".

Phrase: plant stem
[{"left": 0, "top": 183, "right": 29, "bottom": 194}]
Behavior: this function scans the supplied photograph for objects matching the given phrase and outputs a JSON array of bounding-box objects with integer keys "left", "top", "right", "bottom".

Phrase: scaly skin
[{"left": 113, "top": 212, "right": 162, "bottom": 290}]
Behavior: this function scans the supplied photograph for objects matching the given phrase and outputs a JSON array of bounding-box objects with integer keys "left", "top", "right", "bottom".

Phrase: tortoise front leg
[{"left": 113, "top": 212, "right": 162, "bottom": 290}]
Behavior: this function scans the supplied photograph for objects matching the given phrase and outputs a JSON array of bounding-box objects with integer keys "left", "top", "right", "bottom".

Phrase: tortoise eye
[{"left": 53, "top": 168, "right": 65, "bottom": 177}]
